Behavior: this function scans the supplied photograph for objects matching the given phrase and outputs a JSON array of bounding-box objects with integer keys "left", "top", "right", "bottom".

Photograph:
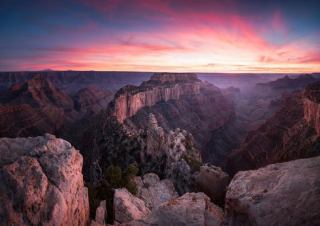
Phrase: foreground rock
[
  {"left": 0, "top": 134, "right": 89, "bottom": 226},
  {"left": 134, "top": 173, "right": 178, "bottom": 210},
  {"left": 130, "top": 192, "right": 223, "bottom": 226},
  {"left": 225, "top": 156, "right": 320, "bottom": 226},
  {"left": 114, "top": 188, "right": 150, "bottom": 223},
  {"left": 91, "top": 200, "right": 107, "bottom": 226},
  {"left": 193, "top": 164, "right": 230, "bottom": 204}
]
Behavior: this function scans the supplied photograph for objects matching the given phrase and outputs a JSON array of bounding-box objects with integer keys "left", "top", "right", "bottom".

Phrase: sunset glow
[{"left": 1, "top": 0, "right": 320, "bottom": 73}]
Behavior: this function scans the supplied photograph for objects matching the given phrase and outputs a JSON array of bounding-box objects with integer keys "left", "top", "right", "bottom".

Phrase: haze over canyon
[{"left": 1, "top": 0, "right": 320, "bottom": 226}]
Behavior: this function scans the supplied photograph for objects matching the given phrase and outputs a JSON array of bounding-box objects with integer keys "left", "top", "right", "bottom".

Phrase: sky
[{"left": 0, "top": 0, "right": 320, "bottom": 73}]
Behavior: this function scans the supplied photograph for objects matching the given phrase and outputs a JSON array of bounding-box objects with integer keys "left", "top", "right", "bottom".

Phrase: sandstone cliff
[
  {"left": 110, "top": 73, "right": 234, "bottom": 161},
  {"left": 0, "top": 134, "right": 89, "bottom": 226},
  {"left": 225, "top": 156, "right": 320, "bottom": 226},
  {"left": 112, "top": 73, "right": 202, "bottom": 123}
]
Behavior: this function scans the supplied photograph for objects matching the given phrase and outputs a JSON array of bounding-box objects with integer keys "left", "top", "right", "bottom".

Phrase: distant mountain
[
  {"left": 257, "top": 74, "right": 319, "bottom": 91},
  {"left": 0, "top": 76, "right": 112, "bottom": 137},
  {"left": 0, "top": 71, "right": 151, "bottom": 93}
]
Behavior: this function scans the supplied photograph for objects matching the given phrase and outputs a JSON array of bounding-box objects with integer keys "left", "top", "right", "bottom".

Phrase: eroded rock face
[
  {"left": 0, "top": 76, "right": 77, "bottom": 137},
  {"left": 73, "top": 87, "right": 113, "bottom": 114},
  {"left": 112, "top": 72, "right": 202, "bottom": 124},
  {"left": 193, "top": 164, "right": 230, "bottom": 205},
  {"left": 134, "top": 173, "right": 178, "bottom": 210},
  {"left": 141, "top": 114, "right": 202, "bottom": 194},
  {"left": 132, "top": 192, "right": 223, "bottom": 226},
  {"left": 114, "top": 188, "right": 150, "bottom": 223},
  {"left": 227, "top": 92, "right": 320, "bottom": 174},
  {"left": 0, "top": 134, "right": 89, "bottom": 226},
  {"left": 111, "top": 73, "right": 234, "bottom": 158},
  {"left": 304, "top": 82, "right": 320, "bottom": 136},
  {"left": 225, "top": 156, "right": 320, "bottom": 226}
]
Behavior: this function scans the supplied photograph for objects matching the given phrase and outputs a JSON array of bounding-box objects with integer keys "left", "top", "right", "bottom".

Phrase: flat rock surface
[{"left": 225, "top": 156, "right": 320, "bottom": 226}]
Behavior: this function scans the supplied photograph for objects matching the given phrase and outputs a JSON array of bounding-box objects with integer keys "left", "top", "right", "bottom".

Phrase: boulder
[
  {"left": 0, "top": 134, "right": 89, "bottom": 226},
  {"left": 91, "top": 200, "right": 107, "bottom": 226},
  {"left": 134, "top": 173, "right": 178, "bottom": 209},
  {"left": 114, "top": 188, "right": 150, "bottom": 223},
  {"left": 225, "top": 156, "right": 320, "bottom": 226},
  {"left": 193, "top": 164, "right": 230, "bottom": 204},
  {"left": 133, "top": 192, "right": 223, "bottom": 226}
]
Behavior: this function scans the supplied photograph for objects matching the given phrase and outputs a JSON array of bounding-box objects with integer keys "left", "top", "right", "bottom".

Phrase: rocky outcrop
[
  {"left": 304, "top": 82, "right": 320, "bottom": 136},
  {"left": 91, "top": 200, "right": 107, "bottom": 226},
  {"left": 117, "top": 74, "right": 235, "bottom": 166},
  {"left": 132, "top": 192, "right": 223, "bottom": 226},
  {"left": 193, "top": 164, "right": 230, "bottom": 205},
  {"left": 133, "top": 173, "right": 178, "bottom": 210},
  {"left": 114, "top": 188, "right": 150, "bottom": 223},
  {"left": 0, "top": 134, "right": 89, "bottom": 226},
  {"left": 225, "top": 156, "right": 320, "bottom": 226},
  {"left": 142, "top": 115, "right": 202, "bottom": 194}
]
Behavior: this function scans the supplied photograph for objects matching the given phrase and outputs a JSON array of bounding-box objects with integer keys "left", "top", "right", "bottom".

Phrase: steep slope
[
  {"left": 73, "top": 86, "right": 113, "bottom": 114},
  {"left": 0, "top": 77, "right": 76, "bottom": 137},
  {"left": 227, "top": 82, "right": 320, "bottom": 174},
  {"left": 0, "top": 77, "right": 113, "bottom": 138},
  {"left": 76, "top": 73, "right": 234, "bottom": 188}
]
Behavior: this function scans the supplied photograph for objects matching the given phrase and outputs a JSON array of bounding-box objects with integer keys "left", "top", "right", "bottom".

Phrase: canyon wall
[
  {"left": 303, "top": 82, "right": 320, "bottom": 136},
  {"left": 113, "top": 73, "right": 202, "bottom": 123},
  {"left": 227, "top": 85, "right": 320, "bottom": 174}
]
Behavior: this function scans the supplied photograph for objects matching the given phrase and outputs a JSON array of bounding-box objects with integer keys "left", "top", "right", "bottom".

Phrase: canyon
[
  {"left": 227, "top": 81, "right": 320, "bottom": 174},
  {"left": 0, "top": 72, "right": 320, "bottom": 225}
]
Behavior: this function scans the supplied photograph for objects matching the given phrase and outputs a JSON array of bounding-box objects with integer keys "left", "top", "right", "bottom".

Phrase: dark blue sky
[{"left": 1, "top": 0, "right": 319, "bottom": 72}]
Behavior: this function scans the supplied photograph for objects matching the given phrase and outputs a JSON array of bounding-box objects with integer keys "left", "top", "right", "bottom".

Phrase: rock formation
[
  {"left": 227, "top": 87, "right": 320, "bottom": 174},
  {"left": 142, "top": 115, "right": 202, "bottom": 194},
  {"left": 0, "top": 76, "right": 114, "bottom": 139},
  {"left": 91, "top": 200, "right": 107, "bottom": 226},
  {"left": 193, "top": 164, "right": 230, "bottom": 205},
  {"left": 0, "top": 71, "right": 150, "bottom": 93},
  {"left": 225, "top": 156, "right": 320, "bottom": 226},
  {"left": 131, "top": 192, "right": 223, "bottom": 226},
  {"left": 0, "top": 76, "right": 77, "bottom": 137},
  {"left": 113, "top": 188, "right": 151, "bottom": 224},
  {"left": 133, "top": 173, "right": 178, "bottom": 210},
  {"left": 304, "top": 82, "right": 320, "bottom": 136},
  {"left": 0, "top": 134, "right": 89, "bottom": 226},
  {"left": 110, "top": 73, "right": 234, "bottom": 158},
  {"left": 112, "top": 73, "right": 201, "bottom": 123},
  {"left": 73, "top": 87, "right": 113, "bottom": 114}
]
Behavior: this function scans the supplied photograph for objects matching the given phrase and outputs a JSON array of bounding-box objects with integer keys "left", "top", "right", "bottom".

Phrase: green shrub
[{"left": 105, "top": 165, "right": 122, "bottom": 187}]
